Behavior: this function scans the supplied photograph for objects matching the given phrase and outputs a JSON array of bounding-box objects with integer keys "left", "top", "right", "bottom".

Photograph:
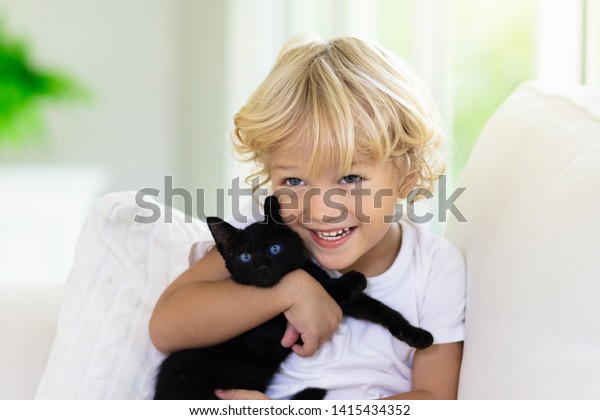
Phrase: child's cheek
[
  {"left": 273, "top": 189, "right": 302, "bottom": 220},
  {"left": 278, "top": 209, "right": 298, "bottom": 225}
]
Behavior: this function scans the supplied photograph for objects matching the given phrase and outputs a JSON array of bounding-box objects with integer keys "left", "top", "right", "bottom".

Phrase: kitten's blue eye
[
  {"left": 285, "top": 178, "right": 304, "bottom": 187},
  {"left": 269, "top": 244, "right": 282, "bottom": 255},
  {"left": 238, "top": 252, "right": 252, "bottom": 263},
  {"left": 340, "top": 175, "right": 363, "bottom": 184}
]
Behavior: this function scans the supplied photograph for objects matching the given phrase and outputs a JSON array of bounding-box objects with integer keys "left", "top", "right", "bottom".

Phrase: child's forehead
[{"left": 268, "top": 145, "right": 378, "bottom": 175}]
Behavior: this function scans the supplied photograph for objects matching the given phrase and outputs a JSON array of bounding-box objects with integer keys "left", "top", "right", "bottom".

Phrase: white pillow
[
  {"left": 445, "top": 82, "right": 600, "bottom": 399},
  {"left": 35, "top": 191, "right": 213, "bottom": 399}
]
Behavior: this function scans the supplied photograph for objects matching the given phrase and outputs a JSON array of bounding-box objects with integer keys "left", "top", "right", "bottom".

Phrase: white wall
[
  {"left": 178, "top": 0, "right": 232, "bottom": 218},
  {"left": 0, "top": 0, "right": 216, "bottom": 283},
  {"left": 0, "top": 0, "right": 181, "bottom": 193}
]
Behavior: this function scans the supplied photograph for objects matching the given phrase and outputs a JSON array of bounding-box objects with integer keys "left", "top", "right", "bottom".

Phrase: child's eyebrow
[
  {"left": 270, "top": 164, "right": 298, "bottom": 171},
  {"left": 349, "top": 161, "right": 368, "bottom": 169}
]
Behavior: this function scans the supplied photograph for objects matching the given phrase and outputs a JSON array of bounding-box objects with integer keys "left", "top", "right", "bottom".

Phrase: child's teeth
[{"left": 314, "top": 227, "right": 352, "bottom": 241}]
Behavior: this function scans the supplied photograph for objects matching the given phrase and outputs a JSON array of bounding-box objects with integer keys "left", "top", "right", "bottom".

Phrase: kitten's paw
[
  {"left": 393, "top": 326, "right": 434, "bottom": 349},
  {"left": 341, "top": 271, "right": 367, "bottom": 293},
  {"left": 332, "top": 272, "right": 367, "bottom": 304}
]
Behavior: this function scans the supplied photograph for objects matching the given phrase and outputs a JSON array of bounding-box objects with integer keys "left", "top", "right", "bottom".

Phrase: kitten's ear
[
  {"left": 207, "top": 217, "right": 238, "bottom": 253},
  {"left": 264, "top": 195, "right": 283, "bottom": 225}
]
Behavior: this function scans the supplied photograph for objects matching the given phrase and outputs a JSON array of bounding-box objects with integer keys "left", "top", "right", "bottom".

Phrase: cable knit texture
[{"left": 35, "top": 191, "right": 212, "bottom": 399}]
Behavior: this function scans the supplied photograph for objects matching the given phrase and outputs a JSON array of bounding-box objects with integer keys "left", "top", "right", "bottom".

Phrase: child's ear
[
  {"left": 207, "top": 217, "right": 238, "bottom": 253},
  {"left": 397, "top": 171, "right": 418, "bottom": 199}
]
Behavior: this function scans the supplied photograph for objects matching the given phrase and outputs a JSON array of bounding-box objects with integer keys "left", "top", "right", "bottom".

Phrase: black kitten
[{"left": 154, "top": 196, "right": 433, "bottom": 400}]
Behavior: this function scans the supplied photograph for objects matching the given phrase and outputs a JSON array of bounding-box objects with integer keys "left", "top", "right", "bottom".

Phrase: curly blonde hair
[{"left": 232, "top": 36, "right": 446, "bottom": 198}]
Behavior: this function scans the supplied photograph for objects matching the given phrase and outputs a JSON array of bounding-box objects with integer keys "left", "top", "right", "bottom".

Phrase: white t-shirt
[{"left": 265, "top": 217, "right": 466, "bottom": 400}]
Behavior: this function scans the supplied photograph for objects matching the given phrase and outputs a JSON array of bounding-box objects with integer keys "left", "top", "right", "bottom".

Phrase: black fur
[{"left": 154, "top": 196, "right": 433, "bottom": 400}]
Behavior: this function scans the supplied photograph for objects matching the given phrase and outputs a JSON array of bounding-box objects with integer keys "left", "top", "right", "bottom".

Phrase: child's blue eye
[
  {"left": 269, "top": 244, "right": 282, "bottom": 255},
  {"left": 285, "top": 178, "right": 304, "bottom": 187},
  {"left": 238, "top": 252, "right": 252, "bottom": 263},
  {"left": 340, "top": 175, "right": 363, "bottom": 184}
]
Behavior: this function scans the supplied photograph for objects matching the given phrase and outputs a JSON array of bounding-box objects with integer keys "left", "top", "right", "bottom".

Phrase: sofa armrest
[
  {"left": 0, "top": 281, "right": 63, "bottom": 399},
  {"left": 445, "top": 81, "right": 600, "bottom": 399}
]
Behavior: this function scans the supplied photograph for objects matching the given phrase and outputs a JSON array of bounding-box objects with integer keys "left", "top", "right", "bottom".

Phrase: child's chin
[{"left": 313, "top": 255, "right": 353, "bottom": 273}]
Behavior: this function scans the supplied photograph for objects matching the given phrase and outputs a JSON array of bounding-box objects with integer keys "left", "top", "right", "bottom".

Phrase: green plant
[{"left": 0, "top": 22, "right": 88, "bottom": 147}]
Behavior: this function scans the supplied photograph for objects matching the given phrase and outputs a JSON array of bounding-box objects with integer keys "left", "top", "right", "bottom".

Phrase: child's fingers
[
  {"left": 280, "top": 323, "right": 300, "bottom": 348},
  {"left": 291, "top": 336, "right": 321, "bottom": 357},
  {"left": 291, "top": 343, "right": 309, "bottom": 357}
]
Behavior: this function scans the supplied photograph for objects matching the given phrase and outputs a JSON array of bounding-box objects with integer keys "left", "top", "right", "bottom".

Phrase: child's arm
[
  {"left": 381, "top": 342, "right": 463, "bottom": 400},
  {"left": 149, "top": 247, "right": 343, "bottom": 355}
]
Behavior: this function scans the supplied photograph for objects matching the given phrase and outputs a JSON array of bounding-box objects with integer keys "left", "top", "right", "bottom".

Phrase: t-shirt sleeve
[{"left": 418, "top": 238, "right": 466, "bottom": 344}]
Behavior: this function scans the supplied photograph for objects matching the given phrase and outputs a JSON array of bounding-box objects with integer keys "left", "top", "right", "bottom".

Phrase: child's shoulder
[
  {"left": 399, "top": 217, "right": 464, "bottom": 270},
  {"left": 399, "top": 218, "right": 466, "bottom": 321}
]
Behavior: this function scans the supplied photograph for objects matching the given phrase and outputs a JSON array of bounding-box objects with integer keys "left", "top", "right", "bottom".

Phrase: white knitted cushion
[{"left": 35, "top": 191, "right": 212, "bottom": 399}]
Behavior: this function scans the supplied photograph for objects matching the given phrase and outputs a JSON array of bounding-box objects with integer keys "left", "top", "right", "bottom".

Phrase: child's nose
[{"left": 305, "top": 188, "right": 349, "bottom": 225}]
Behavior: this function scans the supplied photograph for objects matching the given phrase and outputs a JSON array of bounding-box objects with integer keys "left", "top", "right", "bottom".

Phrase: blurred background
[{"left": 1, "top": 0, "right": 599, "bottom": 284}]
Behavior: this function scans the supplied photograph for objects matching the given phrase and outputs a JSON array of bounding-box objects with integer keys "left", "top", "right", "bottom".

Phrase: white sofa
[{"left": 2, "top": 81, "right": 599, "bottom": 399}]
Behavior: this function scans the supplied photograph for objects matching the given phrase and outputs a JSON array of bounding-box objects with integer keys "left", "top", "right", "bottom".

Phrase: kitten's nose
[{"left": 256, "top": 266, "right": 270, "bottom": 275}]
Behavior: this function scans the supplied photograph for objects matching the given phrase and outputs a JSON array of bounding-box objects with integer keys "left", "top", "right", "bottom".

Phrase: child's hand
[
  {"left": 278, "top": 269, "right": 343, "bottom": 357},
  {"left": 215, "top": 389, "right": 271, "bottom": 400}
]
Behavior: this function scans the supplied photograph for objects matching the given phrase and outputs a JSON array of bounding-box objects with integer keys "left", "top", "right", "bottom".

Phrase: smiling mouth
[{"left": 312, "top": 227, "right": 355, "bottom": 241}]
